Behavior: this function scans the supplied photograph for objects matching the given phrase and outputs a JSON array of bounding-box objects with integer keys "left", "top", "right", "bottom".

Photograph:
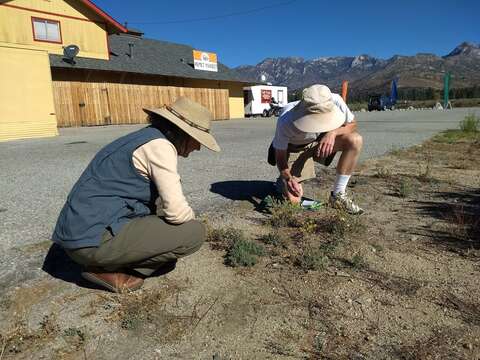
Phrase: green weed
[
  {"left": 259, "top": 231, "right": 288, "bottom": 248},
  {"left": 434, "top": 114, "right": 480, "bottom": 143},
  {"left": 349, "top": 254, "right": 368, "bottom": 270},
  {"left": 296, "top": 248, "right": 329, "bottom": 271},
  {"left": 317, "top": 210, "right": 366, "bottom": 241},
  {"left": 396, "top": 178, "right": 412, "bottom": 198},
  {"left": 298, "top": 217, "right": 318, "bottom": 236},
  {"left": 269, "top": 200, "right": 303, "bottom": 227},
  {"left": 225, "top": 239, "right": 266, "bottom": 267},
  {"left": 459, "top": 113, "right": 479, "bottom": 133}
]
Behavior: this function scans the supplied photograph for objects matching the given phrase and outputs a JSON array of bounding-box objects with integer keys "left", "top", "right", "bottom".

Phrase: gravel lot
[{"left": 0, "top": 107, "right": 478, "bottom": 258}]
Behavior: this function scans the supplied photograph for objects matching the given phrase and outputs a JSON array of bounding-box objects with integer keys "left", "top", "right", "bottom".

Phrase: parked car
[
  {"left": 368, "top": 94, "right": 395, "bottom": 111},
  {"left": 367, "top": 79, "right": 398, "bottom": 111}
]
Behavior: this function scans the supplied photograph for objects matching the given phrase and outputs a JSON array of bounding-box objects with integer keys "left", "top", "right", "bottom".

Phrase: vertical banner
[
  {"left": 341, "top": 80, "right": 348, "bottom": 103},
  {"left": 390, "top": 79, "right": 398, "bottom": 103},
  {"left": 443, "top": 72, "right": 450, "bottom": 108}
]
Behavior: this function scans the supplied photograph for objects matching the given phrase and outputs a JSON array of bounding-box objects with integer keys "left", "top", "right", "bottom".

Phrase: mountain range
[{"left": 233, "top": 42, "right": 480, "bottom": 96}]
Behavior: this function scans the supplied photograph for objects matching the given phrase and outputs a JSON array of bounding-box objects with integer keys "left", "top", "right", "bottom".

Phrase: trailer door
[{"left": 277, "top": 89, "right": 285, "bottom": 104}]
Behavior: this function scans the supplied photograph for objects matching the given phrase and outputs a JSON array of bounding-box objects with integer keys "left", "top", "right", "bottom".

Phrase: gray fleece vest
[{"left": 52, "top": 126, "right": 165, "bottom": 249}]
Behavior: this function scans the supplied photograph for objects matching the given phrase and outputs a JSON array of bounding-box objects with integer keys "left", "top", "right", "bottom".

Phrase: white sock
[{"left": 333, "top": 174, "right": 351, "bottom": 195}]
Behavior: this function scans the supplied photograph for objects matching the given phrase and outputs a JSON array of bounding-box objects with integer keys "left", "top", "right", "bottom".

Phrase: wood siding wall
[{"left": 52, "top": 81, "right": 230, "bottom": 127}]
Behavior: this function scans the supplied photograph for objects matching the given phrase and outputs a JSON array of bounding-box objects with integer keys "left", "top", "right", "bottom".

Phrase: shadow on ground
[
  {"left": 42, "top": 243, "right": 178, "bottom": 291},
  {"left": 410, "top": 188, "right": 480, "bottom": 253},
  {"left": 210, "top": 180, "right": 276, "bottom": 211},
  {"left": 42, "top": 244, "right": 104, "bottom": 290}
]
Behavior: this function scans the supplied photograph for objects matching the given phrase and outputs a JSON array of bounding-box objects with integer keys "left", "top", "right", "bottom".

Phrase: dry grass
[
  {"left": 0, "top": 314, "right": 63, "bottom": 357},
  {"left": 443, "top": 204, "right": 480, "bottom": 245}
]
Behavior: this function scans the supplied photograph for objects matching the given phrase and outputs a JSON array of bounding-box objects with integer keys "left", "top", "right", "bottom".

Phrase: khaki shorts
[
  {"left": 268, "top": 137, "right": 337, "bottom": 182},
  {"left": 288, "top": 142, "right": 336, "bottom": 181}
]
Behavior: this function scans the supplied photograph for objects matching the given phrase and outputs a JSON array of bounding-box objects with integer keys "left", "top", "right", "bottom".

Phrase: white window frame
[{"left": 32, "top": 17, "right": 62, "bottom": 44}]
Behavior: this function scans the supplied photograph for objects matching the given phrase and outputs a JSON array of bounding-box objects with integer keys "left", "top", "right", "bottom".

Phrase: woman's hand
[{"left": 316, "top": 131, "right": 336, "bottom": 158}]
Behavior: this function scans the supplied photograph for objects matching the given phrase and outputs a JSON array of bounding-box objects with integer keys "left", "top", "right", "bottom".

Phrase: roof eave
[{"left": 80, "top": 0, "right": 127, "bottom": 33}]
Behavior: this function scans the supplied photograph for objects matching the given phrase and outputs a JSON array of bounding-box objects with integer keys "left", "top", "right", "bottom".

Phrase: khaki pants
[{"left": 66, "top": 216, "right": 205, "bottom": 276}]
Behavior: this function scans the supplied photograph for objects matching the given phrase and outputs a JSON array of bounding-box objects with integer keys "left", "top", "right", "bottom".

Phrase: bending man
[{"left": 269, "top": 84, "right": 363, "bottom": 214}]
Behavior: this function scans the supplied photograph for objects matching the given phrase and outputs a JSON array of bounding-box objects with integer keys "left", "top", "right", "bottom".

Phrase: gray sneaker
[{"left": 329, "top": 191, "right": 364, "bottom": 215}]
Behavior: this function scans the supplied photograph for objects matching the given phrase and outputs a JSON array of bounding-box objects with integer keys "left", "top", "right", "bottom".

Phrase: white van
[{"left": 243, "top": 85, "right": 288, "bottom": 117}]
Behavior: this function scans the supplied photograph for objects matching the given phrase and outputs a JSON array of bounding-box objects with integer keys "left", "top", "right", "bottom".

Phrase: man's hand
[
  {"left": 285, "top": 176, "right": 302, "bottom": 197},
  {"left": 316, "top": 131, "right": 336, "bottom": 158}
]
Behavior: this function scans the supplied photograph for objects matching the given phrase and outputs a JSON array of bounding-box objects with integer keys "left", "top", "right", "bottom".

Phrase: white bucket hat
[
  {"left": 292, "top": 84, "right": 345, "bottom": 133},
  {"left": 144, "top": 97, "right": 220, "bottom": 152}
]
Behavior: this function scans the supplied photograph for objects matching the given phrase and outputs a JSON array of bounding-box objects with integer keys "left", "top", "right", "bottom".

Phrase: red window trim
[{"left": 31, "top": 16, "right": 63, "bottom": 44}]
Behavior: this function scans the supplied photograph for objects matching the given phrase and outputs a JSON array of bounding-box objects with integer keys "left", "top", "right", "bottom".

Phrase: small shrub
[
  {"left": 120, "top": 313, "right": 142, "bottom": 330},
  {"left": 374, "top": 166, "right": 392, "bottom": 179},
  {"left": 296, "top": 248, "right": 329, "bottom": 271},
  {"left": 397, "top": 178, "right": 412, "bottom": 198},
  {"left": 349, "top": 254, "right": 368, "bottom": 270},
  {"left": 317, "top": 210, "right": 366, "bottom": 241},
  {"left": 63, "top": 327, "right": 86, "bottom": 348},
  {"left": 206, "top": 227, "right": 246, "bottom": 250},
  {"left": 319, "top": 237, "right": 343, "bottom": 256},
  {"left": 298, "top": 217, "right": 318, "bottom": 237},
  {"left": 225, "top": 239, "right": 265, "bottom": 267},
  {"left": 269, "top": 200, "right": 302, "bottom": 227},
  {"left": 39, "top": 315, "right": 58, "bottom": 335},
  {"left": 259, "top": 231, "right": 288, "bottom": 248},
  {"left": 63, "top": 327, "right": 86, "bottom": 342},
  {"left": 313, "top": 332, "right": 327, "bottom": 355},
  {"left": 459, "top": 113, "right": 479, "bottom": 133},
  {"left": 417, "top": 152, "right": 434, "bottom": 182}
]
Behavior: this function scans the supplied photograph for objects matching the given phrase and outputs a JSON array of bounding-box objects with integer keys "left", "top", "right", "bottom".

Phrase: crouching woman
[{"left": 52, "top": 97, "right": 220, "bottom": 292}]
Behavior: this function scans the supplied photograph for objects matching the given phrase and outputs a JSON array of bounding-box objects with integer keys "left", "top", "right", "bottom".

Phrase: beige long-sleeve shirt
[{"left": 132, "top": 138, "right": 195, "bottom": 224}]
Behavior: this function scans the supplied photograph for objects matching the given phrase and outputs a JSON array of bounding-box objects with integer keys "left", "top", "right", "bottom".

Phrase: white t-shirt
[{"left": 272, "top": 94, "right": 355, "bottom": 150}]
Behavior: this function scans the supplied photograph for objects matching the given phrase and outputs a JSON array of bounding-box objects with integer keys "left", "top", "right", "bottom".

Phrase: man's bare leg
[
  {"left": 332, "top": 131, "right": 363, "bottom": 175},
  {"left": 278, "top": 132, "right": 363, "bottom": 207},
  {"left": 329, "top": 132, "right": 364, "bottom": 214}
]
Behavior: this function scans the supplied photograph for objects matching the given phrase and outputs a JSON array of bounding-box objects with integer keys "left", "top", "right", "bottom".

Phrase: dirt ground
[{"left": 0, "top": 130, "right": 479, "bottom": 360}]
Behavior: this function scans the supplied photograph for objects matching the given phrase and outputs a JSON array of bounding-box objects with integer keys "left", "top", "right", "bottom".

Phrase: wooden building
[{"left": 0, "top": 0, "right": 253, "bottom": 142}]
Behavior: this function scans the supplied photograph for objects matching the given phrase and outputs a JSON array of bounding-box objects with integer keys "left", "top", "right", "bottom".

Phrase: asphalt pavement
[{"left": 0, "top": 107, "right": 478, "bottom": 255}]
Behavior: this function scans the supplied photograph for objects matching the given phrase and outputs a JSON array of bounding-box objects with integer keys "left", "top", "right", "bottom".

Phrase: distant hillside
[{"left": 233, "top": 42, "right": 480, "bottom": 98}]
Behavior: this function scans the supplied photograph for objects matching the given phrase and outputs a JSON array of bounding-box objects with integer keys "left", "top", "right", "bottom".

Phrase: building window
[{"left": 32, "top": 17, "right": 62, "bottom": 44}]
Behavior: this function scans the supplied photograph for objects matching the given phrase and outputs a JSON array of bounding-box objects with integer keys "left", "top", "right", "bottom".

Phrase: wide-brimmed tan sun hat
[
  {"left": 143, "top": 97, "right": 220, "bottom": 152},
  {"left": 291, "top": 84, "right": 345, "bottom": 133}
]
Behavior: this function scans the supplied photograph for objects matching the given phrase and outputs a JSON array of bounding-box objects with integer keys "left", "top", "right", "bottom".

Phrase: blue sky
[{"left": 95, "top": 0, "right": 479, "bottom": 68}]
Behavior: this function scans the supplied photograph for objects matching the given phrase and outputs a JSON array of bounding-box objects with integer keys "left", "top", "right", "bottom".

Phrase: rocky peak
[
  {"left": 444, "top": 42, "right": 480, "bottom": 57},
  {"left": 351, "top": 54, "right": 378, "bottom": 68}
]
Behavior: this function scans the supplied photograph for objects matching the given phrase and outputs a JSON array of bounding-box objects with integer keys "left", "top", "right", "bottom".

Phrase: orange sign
[{"left": 193, "top": 50, "right": 218, "bottom": 72}]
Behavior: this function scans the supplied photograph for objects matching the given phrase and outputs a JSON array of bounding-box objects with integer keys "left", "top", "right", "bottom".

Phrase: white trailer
[{"left": 243, "top": 85, "right": 288, "bottom": 117}]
